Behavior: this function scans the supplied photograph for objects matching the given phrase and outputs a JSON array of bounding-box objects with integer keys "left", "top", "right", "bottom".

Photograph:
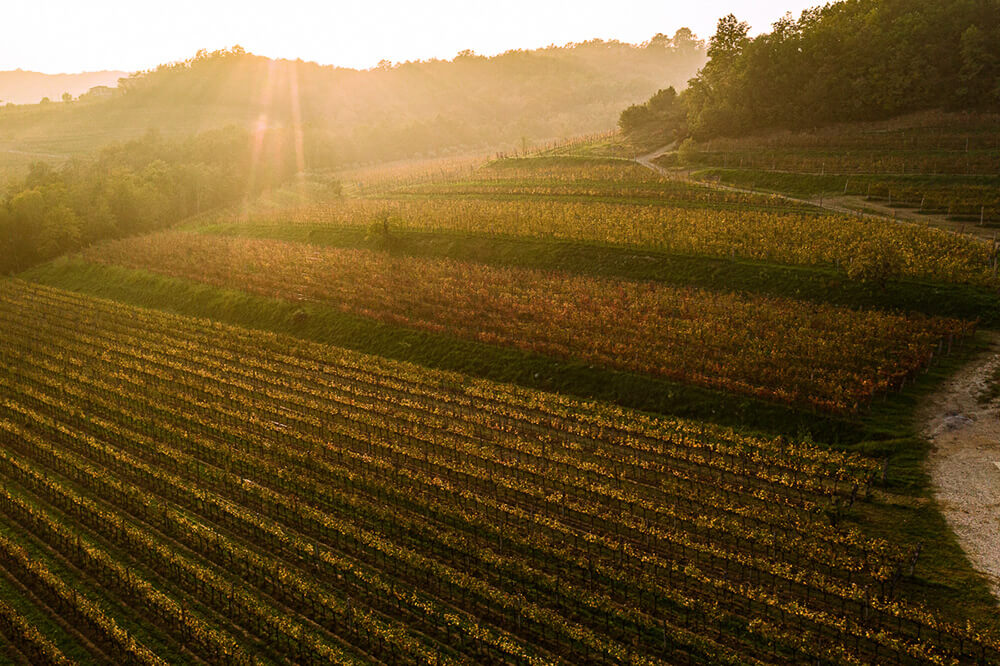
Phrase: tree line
[
  {"left": 0, "top": 127, "right": 301, "bottom": 274},
  {"left": 621, "top": 0, "right": 1000, "bottom": 143}
]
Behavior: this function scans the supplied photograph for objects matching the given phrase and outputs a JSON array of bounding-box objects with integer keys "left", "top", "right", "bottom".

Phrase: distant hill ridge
[
  {"left": 0, "top": 34, "right": 705, "bottom": 164},
  {"left": 0, "top": 69, "right": 127, "bottom": 105}
]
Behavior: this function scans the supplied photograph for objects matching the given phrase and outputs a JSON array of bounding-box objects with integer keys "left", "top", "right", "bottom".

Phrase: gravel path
[
  {"left": 923, "top": 334, "right": 1000, "bottom": 602},
  {"left": 634, "top": 144, "right": 875, "bottom": 218}
]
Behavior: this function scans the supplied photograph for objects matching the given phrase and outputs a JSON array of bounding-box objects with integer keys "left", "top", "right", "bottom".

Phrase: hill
[
  {"left": 658, "top": 110, "right": 1000, "bottom": 239},
  {"left": 6, "top": 8, "right": 1000, "bottom": 661},
  {"left": 0, "top": 69, "right": 126, "bottom": 105},
  {"left": 0, "top": 34, "right": 705, "bottom": 168},
  {"left": 619, "top": 0, "right": 1000, "bottom": 145},
  {"left": 11, "top": 153, "right": 1000, "bottom": 664}
]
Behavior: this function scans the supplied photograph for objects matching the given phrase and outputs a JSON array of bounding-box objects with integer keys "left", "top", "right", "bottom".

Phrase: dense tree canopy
[
  {"left": 621, "top": 0, "right": 1000, "bottom": 142},
  {"left": 618, "top": 86, "right": 687, "bottom": 146},
  {"left": 0, "top": 127, "right": 299, "bottom": 274}
]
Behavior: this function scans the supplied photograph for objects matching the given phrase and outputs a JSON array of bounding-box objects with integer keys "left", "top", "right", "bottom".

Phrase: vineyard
[
  {"left": 4, "top": 0, "right": 1000, "bottom": 658},
  {"left": 82, "top": 231, "right": 974, "bottom": 412},
  {"left": 202, "top": 193, "right": 999, "bottom": 287},
  {"left": 5, "top": 116, "right": 1000, "bottom": 665},
  {"left": 676, "top": 112, "right": 1000, "bottom": 230},
  {"left": 687, "top": 112, "right": 1000, "bottom": 177},
  {"left": 684, "top": 150, "right": 1000, "bottom": 178},
  {"left": 0, "top": 279, "right": 997, "bottom": 665},
  {"left": 855, "top": 182, "right": 1000, "bottom": 225},
  {"left": 393, "top": 158, "right": 809, "bottom": 211}
]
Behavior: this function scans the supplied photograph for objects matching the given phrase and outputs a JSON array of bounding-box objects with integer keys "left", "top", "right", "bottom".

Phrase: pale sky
[{"left": 4, "top": 0, "right": 822, "bottom": 74}]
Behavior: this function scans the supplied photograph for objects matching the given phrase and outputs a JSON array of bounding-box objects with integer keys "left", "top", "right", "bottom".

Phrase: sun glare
[
  {"left": 1, "top": 1, "right": 998, "bottom": 663},
  {"left": 6, "top": 0, "right": 825, "bottom": 74}
]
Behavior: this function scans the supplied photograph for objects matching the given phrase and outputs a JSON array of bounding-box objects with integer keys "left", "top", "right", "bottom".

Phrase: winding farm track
[{"left": 634, "top": 144, "right": 874, "bottom": 219}]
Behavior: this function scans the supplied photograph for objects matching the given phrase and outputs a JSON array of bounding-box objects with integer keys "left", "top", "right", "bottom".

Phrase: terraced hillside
[
  {"left": 8, "top": 152, "right": 1000, "bottom": 664},
  {"left": 675, "top": 112, "right": 1000, "bottom": 230},
  {"left": 0, "top": 280, "right": 995, "bottom": 664}
]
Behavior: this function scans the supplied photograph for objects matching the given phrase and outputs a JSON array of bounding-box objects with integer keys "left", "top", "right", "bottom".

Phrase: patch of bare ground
[{"left": 923, "top": 332, "right": 1000, "bottom": 602}]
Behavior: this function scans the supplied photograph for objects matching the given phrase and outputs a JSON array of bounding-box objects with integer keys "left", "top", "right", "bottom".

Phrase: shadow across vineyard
[
  {"left": 197, "top": 223, "right": 1000, "bottom": 326},
  {"left": 18, "top": 262, "right": 1000, "bottom": 636},
  {"left": 25, "top": 259, "right": 860, "bottom": 440}
]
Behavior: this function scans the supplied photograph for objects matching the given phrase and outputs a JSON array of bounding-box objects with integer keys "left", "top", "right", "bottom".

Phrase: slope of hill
[
  {"left": 660, "top": 111, "right": 1000, "bottom": 239},
  {"left": 13, "top": 154, "right": 1000, "bottom": 663},
  {"left": 0, "top": 34, "right": 705, "bottom": 168},
  {"left": 0, "top": 69, "right": 126, "bottom": 105}
]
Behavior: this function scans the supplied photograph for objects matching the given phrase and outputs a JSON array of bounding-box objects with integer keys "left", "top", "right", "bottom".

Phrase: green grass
[
  {"left": 851, "top": 483, "right": 1000, "bottom": 625},
  {"left": 846, "top": 335, "right": 1000, "bottom": 626},
  {"left": 195, "top": 223, "right": 1000, "bottom": 326}
]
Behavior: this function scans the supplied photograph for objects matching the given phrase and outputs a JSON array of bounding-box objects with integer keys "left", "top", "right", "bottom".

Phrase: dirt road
[
  {"left": 923, "top": 336, "right": 1000, "bottom": 602},
  {"left": 634, "top": 145, "right": 872, "bottom": 218}
]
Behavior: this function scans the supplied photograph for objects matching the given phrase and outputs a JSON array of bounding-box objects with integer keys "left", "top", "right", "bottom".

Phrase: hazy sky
[{"left": 5, "top": 0, "right": 822, "bottom": 74}]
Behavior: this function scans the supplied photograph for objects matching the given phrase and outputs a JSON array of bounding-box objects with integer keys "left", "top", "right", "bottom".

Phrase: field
[
  {"left": 83, "top": 231, "right": 973, "bottom": 412},
  {"left": 685, "top": 112, "right": 1000, "bottom": 176},
  {"left": 675, "top": 112, "right": 1000, "bottom": 228},
  {"left": 6, "top": 144, "right": 1000, "bottom": 664},
  {"left": 199, "top": 196, "right": 999, "bottom": 288},
  {"left": 0, "top": 279, "right": 997, "bottom": 665},
  {"left": 393, "top": 158, "right": 806, "bottom": 208}
]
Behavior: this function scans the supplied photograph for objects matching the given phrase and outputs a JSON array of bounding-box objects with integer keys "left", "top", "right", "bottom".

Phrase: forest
[
  {"left": 0, "top": 32, "right": 705, "bottom": 273},
  {"left": 621, "top": 0, "right": 1000, "bottom": 143},
  {"left": 0, "top": 127, "right": 302, "bottom": 273}
]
